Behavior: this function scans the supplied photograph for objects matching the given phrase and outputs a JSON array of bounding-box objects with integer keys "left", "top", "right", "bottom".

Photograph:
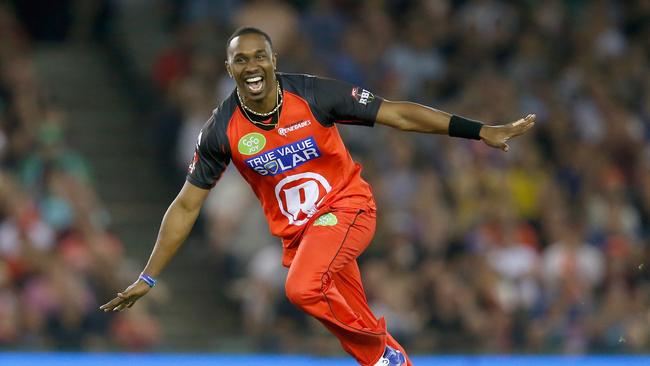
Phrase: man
[{"left": 101, "top": 27, "right": 535, "bottom": 365}]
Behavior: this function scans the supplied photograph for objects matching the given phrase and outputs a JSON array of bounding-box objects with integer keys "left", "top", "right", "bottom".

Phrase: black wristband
[{"left": 449, "top": 115, "right": 483, "bottom": 140}]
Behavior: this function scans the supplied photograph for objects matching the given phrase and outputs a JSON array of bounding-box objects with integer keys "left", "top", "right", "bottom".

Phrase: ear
[
  {"left": 225, "top": 60, "right": 232, "bottom": 78},
  {"left": 272, "top": 53, "right": 278, "bottom": 70}
]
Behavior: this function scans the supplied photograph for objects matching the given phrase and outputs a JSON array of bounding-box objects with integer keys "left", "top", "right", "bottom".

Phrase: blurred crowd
[
  {"left": 2, "top": 0, "right": 650, "bottom": 356},
  {"left": 149, "top": 0, "right": 650, "bottom": 354},
  {"left": 0, "top": 1, "right": 160, "bottom": 351}
]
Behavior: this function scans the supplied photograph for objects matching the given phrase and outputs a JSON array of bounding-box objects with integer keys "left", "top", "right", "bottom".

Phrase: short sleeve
[
  {"left": 312, "top": 77, "right": 383, "bottom": 127},
  {"left": 186, "top": 115, "right": 231, "bottom": 189}
]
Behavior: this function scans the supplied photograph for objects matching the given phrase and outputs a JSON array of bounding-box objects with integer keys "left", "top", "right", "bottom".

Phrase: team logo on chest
[
  {"left": 244, "top": 136, "right": 321, "bottom": 176},
  {"left": 275, "top": 172, "right": 332, "bottom": 226}
]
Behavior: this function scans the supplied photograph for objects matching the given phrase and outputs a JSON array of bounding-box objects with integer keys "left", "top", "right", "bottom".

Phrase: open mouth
[{"left": 244, "top": 75, "right": 265, "bottom": 94}]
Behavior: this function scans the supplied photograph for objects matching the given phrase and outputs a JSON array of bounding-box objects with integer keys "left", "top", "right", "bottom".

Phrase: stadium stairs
[{"left": 33, "top": 42, "right": 228, "bottom": 350}]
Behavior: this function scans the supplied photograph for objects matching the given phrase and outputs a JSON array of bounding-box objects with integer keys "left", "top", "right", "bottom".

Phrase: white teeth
[{"left": 246, "top": 76, "right": 262, "bottom": 83}]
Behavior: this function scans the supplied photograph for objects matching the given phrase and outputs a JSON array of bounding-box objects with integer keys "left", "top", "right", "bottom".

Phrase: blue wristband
[{"left": 139, "top": 273, "right": 157, "bottom": 288}]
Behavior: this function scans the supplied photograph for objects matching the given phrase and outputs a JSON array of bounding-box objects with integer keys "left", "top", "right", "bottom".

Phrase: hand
[
  {"left": 100, "top": 279, "right": 151, "bottom": 312},
  {"left": 479, "top": 114, "right": 536, "bottom": 152}
]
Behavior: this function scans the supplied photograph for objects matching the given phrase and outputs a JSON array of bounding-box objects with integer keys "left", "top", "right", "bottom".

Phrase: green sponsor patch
[
  {"left": 314, "top": 213, "right": 337, "bottom": 226},
  {"left": 238, "top": 132, "right": 266, "bottom": 155}
]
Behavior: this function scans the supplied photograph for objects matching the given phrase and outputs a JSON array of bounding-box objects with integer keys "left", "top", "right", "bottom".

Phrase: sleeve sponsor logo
[
  {"left": 188, "top": 129, "right": 203, "bottom": 174},
  {"left": 245, "top": 136, "right": 321, "bottom": 176},
  {"left": 188, "top": 151, "right": 199, "bottom": 174},
  {"left": 351, "top": 87, "right": 374, "bottom": 105},
  {"left": 278, "top": 119, "right": 311, "bottom": 136},
  {"left": 238, "top": 132, "right": 267, "bottom": 155}
]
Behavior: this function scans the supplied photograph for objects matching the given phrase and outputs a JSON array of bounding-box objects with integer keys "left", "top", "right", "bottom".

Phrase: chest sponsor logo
[
  {"left": 275, "top": 172, "right": 332, "bottom": 226},
  {"left": 238, "top": 132, "right": 267, "bottom": 155},
  {"left": 278, "top": 119, "right": 311, "bottom": 136},
  {"left": 351, "top": 87, "right": 374, "bottom": 105},
  {"left": 245, "top": 136, "right": 321, "bottom": 176}
]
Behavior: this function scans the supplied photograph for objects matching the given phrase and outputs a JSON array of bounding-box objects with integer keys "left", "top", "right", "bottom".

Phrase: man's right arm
[
  {"left": 100, "top": 181, "right": 210, "bottom": 312},
  {"left": 141, "top": 181, "right": 210, "bottom": 277},
  {"left": 101, "top": 108, "right": 231, "bottom": 312}
]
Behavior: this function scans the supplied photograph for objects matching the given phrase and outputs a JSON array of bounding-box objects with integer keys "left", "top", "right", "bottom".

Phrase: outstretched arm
[
  {"left": 100, "top": 181, "right": 210, "bottom": 312},
  {"left": 376, "top": 100, "right": 535, "bottom": 151}
]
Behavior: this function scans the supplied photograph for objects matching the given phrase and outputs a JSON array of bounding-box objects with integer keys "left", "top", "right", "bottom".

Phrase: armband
[{"left": 449, "top": 115, "right": 483, "bottom": 140}]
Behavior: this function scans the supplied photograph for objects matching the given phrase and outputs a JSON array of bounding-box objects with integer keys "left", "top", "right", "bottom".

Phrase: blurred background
[{"left": 0, "top": 0, "right": 649, "bottom": 359}]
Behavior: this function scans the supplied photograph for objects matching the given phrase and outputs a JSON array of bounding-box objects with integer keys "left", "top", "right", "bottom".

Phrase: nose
[{"left": 244, "top": 58, "right": 262, "bottom": 71}]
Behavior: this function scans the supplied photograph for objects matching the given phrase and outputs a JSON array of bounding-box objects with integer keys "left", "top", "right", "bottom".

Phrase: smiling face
[{"left": 226, "top": 33, "right": 277, "bottom": 106}]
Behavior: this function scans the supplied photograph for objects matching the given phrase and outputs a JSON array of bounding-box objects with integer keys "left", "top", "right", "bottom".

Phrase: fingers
[
  {"left": 100, "top": 296, "right": 137, "bottom": 312},
  {"left": 115, "top": 298, "right": 139, "bottom": 311},
  {"left": 512, "top": 113, "right": 536, "bottom": 127},
  {"left": 100, "top": 291, "right": 144, "bottom": 312},
  {"left": 100, "top": 289, "right": 134, "bottom": 312},
  {"left": 520, "top": 114, "right": 536, "bottom": 131},
  {"left": 508, "top": 113, "right": 536, "bottom": 139},
  {"left": 100, "top": 281, "right": 151, "bottom": 312},
  {"left": 100, "top": 296, "right": 126, "bottom": 312}
]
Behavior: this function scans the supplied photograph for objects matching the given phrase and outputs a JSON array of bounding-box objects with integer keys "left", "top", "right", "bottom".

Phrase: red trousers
[{"left": 284, "top": 209, "right": 412, "bottom": 365}]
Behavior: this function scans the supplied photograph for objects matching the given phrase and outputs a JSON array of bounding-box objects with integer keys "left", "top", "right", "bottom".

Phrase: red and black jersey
[{"left": 187, "top": 73, "right": 382, "bottom": 264}]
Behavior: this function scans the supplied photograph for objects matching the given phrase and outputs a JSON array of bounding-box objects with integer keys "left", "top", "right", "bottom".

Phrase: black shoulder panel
[{"left": 278, "top": 73, "right": 333, "bottom": 127}]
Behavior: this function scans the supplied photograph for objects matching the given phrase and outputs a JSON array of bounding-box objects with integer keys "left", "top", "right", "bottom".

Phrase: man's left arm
[{"left": 376, "top": 100, "right": 536, "bottom": 152}]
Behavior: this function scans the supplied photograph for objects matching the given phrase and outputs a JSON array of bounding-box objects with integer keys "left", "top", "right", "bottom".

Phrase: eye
[
  {"left": 256, "top": 54, "right": 267, "bottom": 60},
  {"left": 235, "top": 57, "right": 246, "bottom": 64}
]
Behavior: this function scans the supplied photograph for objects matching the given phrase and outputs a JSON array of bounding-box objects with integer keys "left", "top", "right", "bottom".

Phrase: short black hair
[{"left": 226, "top": 27, "right": 273, "bottom": 51}]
